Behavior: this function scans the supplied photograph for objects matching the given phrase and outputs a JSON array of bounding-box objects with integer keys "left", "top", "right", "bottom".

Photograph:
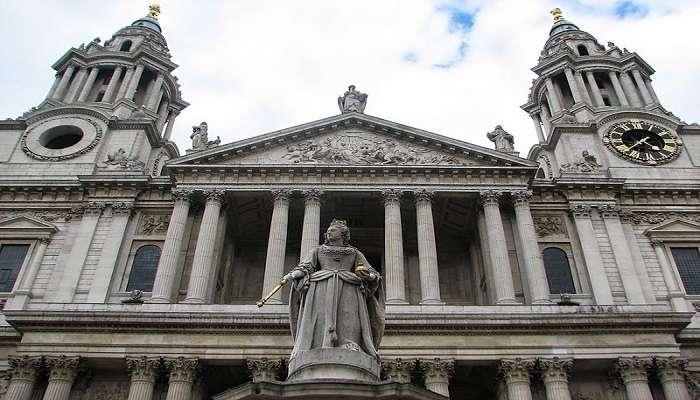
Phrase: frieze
[
  {"left": 619, "top": 211, "right": 700, "bottom": 225},
  {"left": 280, "top": 133, "right": 467, "bottom": 166},
  {"left": 139, "top": 214, "right": 170, "bottom": 235},
  {"left": 0, "top": 210, "right": 68, "bottom": 223},
  {"left": 534, "top": 216, "right": 567, "bottom": 238}
]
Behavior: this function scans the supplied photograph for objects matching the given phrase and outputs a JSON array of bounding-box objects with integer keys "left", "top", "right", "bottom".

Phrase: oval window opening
[{"left": 39, "top": 125, "right": 84, "bottom": 149}]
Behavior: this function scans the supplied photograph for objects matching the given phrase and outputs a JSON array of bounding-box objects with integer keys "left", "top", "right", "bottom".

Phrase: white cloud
[{"left": 0, "top": 0, "right": 697, "bottom": 156}]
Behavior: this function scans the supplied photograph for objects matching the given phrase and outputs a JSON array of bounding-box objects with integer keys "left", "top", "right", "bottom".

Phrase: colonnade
[
  {"left": 149, "top": 188, "right": 551, "bottom": 306},
  {"left": 46, "top": 63, "right": 177, "bottom": 132}
]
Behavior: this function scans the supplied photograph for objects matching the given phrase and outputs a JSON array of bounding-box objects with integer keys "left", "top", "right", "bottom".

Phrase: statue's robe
[{"left": 289, "top": 245, "right": 385, "bottom": 360}]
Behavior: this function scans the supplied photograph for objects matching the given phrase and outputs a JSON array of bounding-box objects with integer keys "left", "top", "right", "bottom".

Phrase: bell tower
[
  {"left": 522, "top": 8, "right": 666, "bottom": 143},
  {"left": 39, "top": 4, "right": 188, "bottom": 141}
]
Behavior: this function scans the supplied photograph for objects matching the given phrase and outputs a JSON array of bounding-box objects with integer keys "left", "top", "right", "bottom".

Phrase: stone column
[
  {"left": 414, "top": 190, "right": 442, "bottom": 304},
  {"left": 185, "top": 190, "right": 224, "bottom": 303},
  {"left": 299, "top": 189, "right": 322, "bottom": 262},
  {"left": 418, "top": 359, "right": 454, "bottom": 397},
  {"left": 261, "top": 189, "right": 291, "bottom": 304},
  {"left": 650, "top": 240, "right": 689, "bottom": 311},
  {"left": 480, "top": 191, "right": 517, "bottom": 304},
  {"left": 656, "top": 357, "right": 692, "bottom": 400},
  {"left": 87, "top": 203, "right": 133, "bottom": 303},
  {"left": 540, "top": 106, "right": 552, "bottom": 136},
  {"left": 499, "top": 358, "right": 535, "bottom": 400},
  {"left": 102, "top": 66, "right": 124, "bottom": 103},
  {"left": 42, "top": 356, "right": 81, "bottom": 400},
  {"left": 8, "top": 238, "right": 50, "bottom": 309},
  {"left": 381, "top": 358, "right": 415, "bottom": 384},
  {"left": 116, "top": 67, "right": 135, "bottom": 100},
  {"left": 64, "top": 68, "right": 88, "bottom": 103},
  {"left": 164, "top": 358, "right": 198, "bottom": 400},
  {"left": 615, "top": 357, "right": 654, "bottom": 400},
  {"left": 620, "top": 71, "right": 643, "bottom": 107},
  {"left": 163, "top": 112, "right": 179, "bottom": 141},
  {"left": 245, "top": 358, "right": 283, "bottom": 382},
  {"left": 545, "top": 78, "right": 562, "bottom": 112},
  {"left": 46, "top": 74, "right": 61, "bottom": 100},
  {"left": 608, "top": 71, "right": 629, "bottom": 106},
  {"left": 77, "top": 67, "right": 100, "bottom": 102},
  {"left": 631, "top": 69, "right": 654, "bottom": 105},
  {"left": 585, "top": 71, "right": 605, "bottom": 107},
  {"left": 4, "top": 356, "right": 41, "bottom": 400},
  {"left": 383, "top": 189, "right": 407, "bottom": 304},
  {"left": 150, "top": 190, "right": 192, "bottom": 303},
  {"left": 569, "top": 205, "right": 613, "bottom": 304},
  {"left": 564, "top": 68, "right": 583, "bottom": 104},
  {"left": 52, "top": 64, "right": 76, "bottom": 100},
  {"left": 145, "top": 73, "right": 165, "bottom": 111},
  {"left": 539, "top": 357, "right": 573, "bottom": 400},
  {"left": 599, "top": 205, "right": 646, "bottom": 304},
  {"left": 531, "top": 113, "right": 545, "bottom": 143},
  {"left": 512, "top": 191, "right": 551, "bottom": 304},
  {"left": 54, "top": 202, "right": 104, "bottom": 303},
  {"left": 574, "top": 71, "right": 593, "bottom": 105},
  {"left": 125, "top": 64, "right": 145, "bottom": 101},
  {"left": 126, "top": 357, "right": 160, "bottom": 400},
  {"left": 645, "top": 78, "right": 661, "bottom": 104}
]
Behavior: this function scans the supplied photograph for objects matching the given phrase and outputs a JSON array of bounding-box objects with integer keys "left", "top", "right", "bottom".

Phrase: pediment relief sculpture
[
  {"left": 103, "top": 148, "right": 145, "bottom": 170},
  {"left": 560, "top": 150, "right": 603, "bottom": 174}
]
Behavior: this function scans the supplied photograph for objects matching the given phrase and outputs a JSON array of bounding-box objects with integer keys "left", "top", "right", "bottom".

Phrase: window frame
[
  {"left": 542, "top": 246, "right": 578, "bottom": 295},
  {"left": 119, "top": 240, "right": 164, "bottom": 293},
  {"left": 0, "top": 240, "right": 35, "bottom": 295},
  {"left": 665, "top": 242, "right": 700, "bottom": 298}
]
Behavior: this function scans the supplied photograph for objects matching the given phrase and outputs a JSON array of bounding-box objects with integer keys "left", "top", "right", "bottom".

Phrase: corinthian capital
[
  {"left": 84, "top": 202, "right": 106, "bottom": 216},
  {"left": 164, "top": 357, "right": 199, "bottom": 383},
  {"left": 271, "top": 189, "right": 292, "bottom": 203},
  {"left": 302, "top": 189, "right": 323, "bottom": 203},
  {"left": 598, "top": 204, "right": 621, "bottom": 219},
  {"left": 126, "top": 356, "right": 161, "bottom": 381},
  {"left": 479, "top": 190, "right": 502, "bottom": 206},
  {"left": 568, "top": 204, "right": 592, "bottom": 218},
  {"left": 654, "top": 356, "right": 688, "bottom": 382},
  {"left": 111, "top": 202, "right": 134, "bottom": 216},
  {"left": 381, "top": 189, "right": 402, "bottom": 205},
  {"left": 614, "top": 356, "right": 652, "bottom": 383},
  {"left": 8, "top": 355, "right": 42, "bottom": 381},
  {"left": 382, "top": 358, "right": 416, "bottom": 384},
  {"left": 245, "top": 358, "right": 283, "bottom": 382},
  {"left": 203, "top": 189, "right": 225, "bottom": 204},
  {"left": 418, "top": 358, "right": 454, "bottom": 383},
  {"left": 510, "top": 190, "right": 533, "bottom": 206},
  {"left": 413, "top": 189, "right": 434, "bottom": 204},
  {"left": 45, "top": 355, "right": 82, "bottom": 381},
  {"left": 499, "top": 358, "right": 535, "bottom": 383},
  {"left": 538, "top": 357, "right": 573, "bottom": 382}
]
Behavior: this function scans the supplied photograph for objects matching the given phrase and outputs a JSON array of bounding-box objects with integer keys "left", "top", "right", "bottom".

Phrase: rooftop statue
[
  {"left": 487, "top": 125, "right": 515, "bottom": 153},
  {"left": 190, "top": 121, "right": 220, "bottom": 151},
  {"left": 338, "top": 85, "right": 368, "bottom": 114}
]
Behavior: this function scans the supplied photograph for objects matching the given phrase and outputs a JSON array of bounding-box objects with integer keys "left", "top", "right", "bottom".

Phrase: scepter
[{"left": 256, "top": 276, "right": 289, "bottom": 307}]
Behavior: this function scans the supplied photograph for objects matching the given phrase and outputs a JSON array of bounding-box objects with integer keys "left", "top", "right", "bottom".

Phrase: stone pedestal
[
  {"left": 213, "top": 381, "right": 447, "bottom": 400},
  {"left": 287, "top": 348, "right": 380, "bottom": 382}
]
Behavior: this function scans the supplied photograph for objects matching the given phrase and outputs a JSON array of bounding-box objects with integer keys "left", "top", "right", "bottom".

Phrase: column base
[
  {"left": 181, "top": 297, "right": 206, "bottom": 304},
  {"left": 532, "top": 299, "right": 555, "bottom": 305},
  {"left": 386, "top": 299, "right": 410, "bottom": 305},
  {"left": 419, "top": 299, "right": 445, "bottom": 305},
  {"left": 496, "top": 299, "right": 520, "bottom": 305},
  {"left": 147, "top": 297, "right": 172, "bottom": 304}
]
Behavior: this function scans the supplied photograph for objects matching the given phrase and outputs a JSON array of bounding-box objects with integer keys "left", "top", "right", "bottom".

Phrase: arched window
[
  {"left": 120, "top": 40, "right": 132, "bottom": 52},
  {"left": 543, "top": 247, "right": 576, "bottom": 294},
  {"left": 577, "top": 45, "right": 589, "bottom": 56},
  {"left": 126, "top": 245, "right": 161, "bottom": 292}
]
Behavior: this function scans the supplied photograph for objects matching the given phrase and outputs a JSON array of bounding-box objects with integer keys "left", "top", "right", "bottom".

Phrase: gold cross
[
  {"left": 148, "top": 3, "right": 161, "bottom": 19},
  {"left": 550, "top": 7, "right": 565, "bottom": 22}
]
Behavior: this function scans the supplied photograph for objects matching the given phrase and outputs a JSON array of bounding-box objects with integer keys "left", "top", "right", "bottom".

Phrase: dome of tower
[
  {"left": 131, "top": 15, "right": 162, "bottom": 33},
  {"left": 539, "top": 8, "right": 604, "bottom": 60}
]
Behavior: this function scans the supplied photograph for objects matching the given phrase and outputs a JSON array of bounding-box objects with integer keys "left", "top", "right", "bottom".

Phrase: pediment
[
  {"left": 0, "top": 215, "right": 58, "bottom": 239},
  {"left": 645, "top": 218, "right": 700, "bottom": 241},
  {"left": 169, "top": 113, "right": 536, "bottom": 169}
]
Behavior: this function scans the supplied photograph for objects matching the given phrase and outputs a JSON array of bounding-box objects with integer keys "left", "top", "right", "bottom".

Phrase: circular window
[{"left": 39, "top": 125, "right": 84, "bottom": 149}]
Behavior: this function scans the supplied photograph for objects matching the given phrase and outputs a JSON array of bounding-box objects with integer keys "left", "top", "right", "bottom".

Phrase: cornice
[{"left": 108, "top": 118, "right": 160, "bottom": 147}]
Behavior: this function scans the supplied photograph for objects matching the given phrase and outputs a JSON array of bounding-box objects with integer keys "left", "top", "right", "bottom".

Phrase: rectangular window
[
  {"left": 671, "top": 247, "right": 700, "bottom": 295},
  {"left": 0, "top": 244, "right": 30, "bottom": 292}
]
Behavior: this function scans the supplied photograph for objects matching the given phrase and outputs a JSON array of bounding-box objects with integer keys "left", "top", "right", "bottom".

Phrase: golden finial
[
  {"left": 550, "top": 7, "right": 565, "bottom": 22},
  {"left": 148, "top": 3, "right": 161, "bottom": 19}
]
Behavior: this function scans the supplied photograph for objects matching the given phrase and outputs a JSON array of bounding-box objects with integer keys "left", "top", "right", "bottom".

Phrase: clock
[{"left": 602, "top": 119, "right": 681, "bottom": 165}]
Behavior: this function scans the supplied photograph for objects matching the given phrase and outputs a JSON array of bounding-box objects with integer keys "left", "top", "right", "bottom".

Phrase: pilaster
[{"left": 569, "top": 204, "right": 613, "bottom": 304}]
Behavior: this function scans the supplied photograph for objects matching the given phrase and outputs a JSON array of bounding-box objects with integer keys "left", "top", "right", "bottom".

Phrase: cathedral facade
[{"left": 0, "top": 6, "right": 699, "bottom": 400}]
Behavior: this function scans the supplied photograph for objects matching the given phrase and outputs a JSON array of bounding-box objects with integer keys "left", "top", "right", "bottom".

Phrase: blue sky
[{"left": 0, "top": 0, "right": 698, "bottom": 154}]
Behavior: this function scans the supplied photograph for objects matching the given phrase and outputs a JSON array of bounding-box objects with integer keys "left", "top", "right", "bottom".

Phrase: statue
[
  {"left": 560, "top": 150, "right": 603, "bottom": 173},
  {"left": 190, "top": 122, "right": 220, "bottom": 151},
  {"left": 487, "top": 125, "right": 515, "bottom": 153},
  {"left": 105, "top": 148, "right": 145, "bottom": 170},
  {"left": 338, "top": 85, "right": 368, "bottom": 114}
]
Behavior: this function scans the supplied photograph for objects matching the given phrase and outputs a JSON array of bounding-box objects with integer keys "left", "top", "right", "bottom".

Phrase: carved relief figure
[
  {"left": 281, "top": 134, "right": 462, "bottom": 165},
  {"left": 338, "top": 85, "right": 368, "bottom": 114},
  {"left": 286, "top": 220, "right": 385, "bottom": 359},
  {"left": 487, "top": 125, "right": 515, "bottom": 153},
  {"left": 560, "top": 150, "right": 603, "bottom": 173},
  {"left": 105, "top": 148, "right": 145, "bottom": 170},
  {"left": 190, "top": 121, "right": 220, "bottom": 151}
]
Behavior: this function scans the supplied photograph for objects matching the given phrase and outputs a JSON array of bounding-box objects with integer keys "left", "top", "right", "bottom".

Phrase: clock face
[{"left": 602, "top": 119, "right": 681, "bottom": 165}]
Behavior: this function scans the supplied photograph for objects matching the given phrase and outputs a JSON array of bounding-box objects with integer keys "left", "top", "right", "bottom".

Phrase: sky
[{"left": 0, "top": 0, "right": 698, "bottom": 156}]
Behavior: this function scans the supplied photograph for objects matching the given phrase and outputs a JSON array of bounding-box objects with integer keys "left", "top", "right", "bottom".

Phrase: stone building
[{"left": 0, "top": 6, "right": 699, "bottom": 400}]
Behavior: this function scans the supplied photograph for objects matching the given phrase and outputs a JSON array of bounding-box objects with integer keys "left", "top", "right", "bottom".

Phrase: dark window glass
[
  {"left": 0, "top": 244, "right": 30, "bottom": 292},
  {"left": 543, "top": 247, "right": 576, "bottom": 294},
  {"left": 120, "top": 40, "right": 132, "bottom": 52},
  {"left": 577, "top": 45, "right": 589, "bottom": 56},
  {"left": 671, "top": 248, "right": 700, "bottom": 295},
  {"left": 126, "top": 245, "right": 161, "bottom": 292}
]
